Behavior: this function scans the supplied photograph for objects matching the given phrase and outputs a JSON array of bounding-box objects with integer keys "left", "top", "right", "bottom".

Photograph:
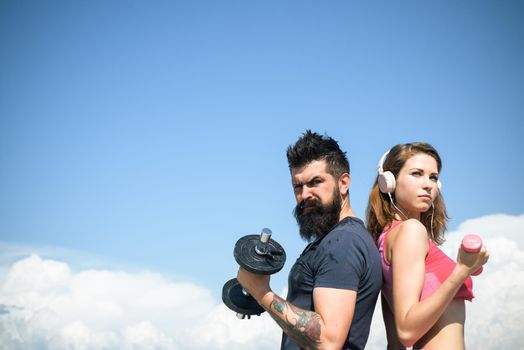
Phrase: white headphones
[{"left": 377, "top": 150, "right": 442, "bottom": 194}]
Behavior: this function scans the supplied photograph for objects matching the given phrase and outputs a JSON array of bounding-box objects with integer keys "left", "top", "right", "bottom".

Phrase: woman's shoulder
[
  {"left": 395, "top": 218, "right": 426, "bottom": 231},
  {"left": 390, "top": 219, "right": 429, "bottom": 247}
]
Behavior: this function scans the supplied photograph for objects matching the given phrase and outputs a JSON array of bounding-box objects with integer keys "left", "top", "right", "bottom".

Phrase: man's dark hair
[{"left": 286, "top": 130, "right": 350, "bottom": 179}]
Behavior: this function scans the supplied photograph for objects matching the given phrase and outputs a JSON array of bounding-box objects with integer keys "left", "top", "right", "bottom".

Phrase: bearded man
[{"left": 237, "top": 130, "right": 382, "bottom": 350}]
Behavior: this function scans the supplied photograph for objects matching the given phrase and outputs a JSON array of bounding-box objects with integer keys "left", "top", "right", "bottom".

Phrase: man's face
[{"left": 291, "top": 160, "right": 342, "bottom": 240}]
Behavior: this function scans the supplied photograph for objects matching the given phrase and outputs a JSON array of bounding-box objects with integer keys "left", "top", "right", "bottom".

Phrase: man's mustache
[{"left": 297, "top": 198, "right": 322, "bottom": 213}]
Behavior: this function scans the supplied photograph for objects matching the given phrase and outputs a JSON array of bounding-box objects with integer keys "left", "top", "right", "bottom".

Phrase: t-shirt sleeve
[{"left": 313, "top": 233, "right": 365, "bottom": 291}]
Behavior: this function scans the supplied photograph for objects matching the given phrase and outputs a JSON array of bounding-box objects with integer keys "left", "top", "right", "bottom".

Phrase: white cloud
[
  {"left": 442, "top": 214, "right": 524, "bottom": 349},
  {"left": 0, "top": 213, "right": 523, "bottom": 349},
  {"left": 0, "top": 254, "right": 279, "bottom": 350}
]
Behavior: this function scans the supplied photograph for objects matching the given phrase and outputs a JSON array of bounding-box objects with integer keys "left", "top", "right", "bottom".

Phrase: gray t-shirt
[{"left": 281, "top": 217, "right": 382, "bottom": 350}]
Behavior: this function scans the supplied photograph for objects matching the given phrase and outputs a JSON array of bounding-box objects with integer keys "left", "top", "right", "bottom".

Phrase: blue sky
[{"left": 1, "top": 1, "right": 523, "bottom": 348}]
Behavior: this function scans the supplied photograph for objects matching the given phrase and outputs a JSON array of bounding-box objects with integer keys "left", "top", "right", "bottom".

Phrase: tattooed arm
[{"left": 238, "top": 268, "right": 357, "bottom": 350}]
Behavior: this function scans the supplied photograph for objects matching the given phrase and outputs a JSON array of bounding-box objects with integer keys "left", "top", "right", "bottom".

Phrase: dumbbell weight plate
[
  {"left": 234, "top": 235, "right": 286, "bottom": 274},
  {"left": 462, "top": 234, "right": 482, "bottom": 253},
  {"left": 222, "top": 278, "right": 265, "bottom": 316}
]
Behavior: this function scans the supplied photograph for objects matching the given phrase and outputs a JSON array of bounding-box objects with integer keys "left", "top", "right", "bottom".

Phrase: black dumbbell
[{"left": 222, "top": 228, "right": 286, "bottom": 319}]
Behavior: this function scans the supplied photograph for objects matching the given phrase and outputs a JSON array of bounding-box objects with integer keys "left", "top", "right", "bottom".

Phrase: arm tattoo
[{"left": 269, "top": 294, "right": 322, "bottom": 349}]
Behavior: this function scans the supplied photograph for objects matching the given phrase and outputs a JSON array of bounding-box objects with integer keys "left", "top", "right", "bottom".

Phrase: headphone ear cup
[{"left": 378, "top": 171, "right": 396, "bottom": 193}]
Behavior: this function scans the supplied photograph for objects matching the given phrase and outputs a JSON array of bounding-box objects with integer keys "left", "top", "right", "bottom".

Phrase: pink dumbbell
[{"left": 461, "top": 234, "right": 483, "bottom": 276}]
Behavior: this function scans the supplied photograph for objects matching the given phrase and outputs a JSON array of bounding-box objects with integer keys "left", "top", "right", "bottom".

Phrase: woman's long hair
[{"left": 366, "top": 142, "right": 449, "bottom": 244}]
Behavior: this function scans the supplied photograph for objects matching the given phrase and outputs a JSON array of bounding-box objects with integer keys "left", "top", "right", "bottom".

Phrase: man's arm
[{"left": 237, "top": 268, "right": 356, "bottom": 350}]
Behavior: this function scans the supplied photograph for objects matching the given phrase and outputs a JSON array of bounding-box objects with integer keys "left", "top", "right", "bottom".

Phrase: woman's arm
[
  {"left": 381, "top": 293, "right": 406, "bottom": 350},
  {"left": 389, "top": 219, "right": 487, "bottom": 347}
]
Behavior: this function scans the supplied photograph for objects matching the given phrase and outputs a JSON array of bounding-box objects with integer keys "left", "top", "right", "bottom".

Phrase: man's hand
[{"left": 236, "top": 267, "right": 271, "bottom": 303}]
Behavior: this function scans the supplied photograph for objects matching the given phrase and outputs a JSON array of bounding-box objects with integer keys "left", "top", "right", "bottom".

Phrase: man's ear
[{"left": 338, "top": 173, "right": 350, "bottom": 194}]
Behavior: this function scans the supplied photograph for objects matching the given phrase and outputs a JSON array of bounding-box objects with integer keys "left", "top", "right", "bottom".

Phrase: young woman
[{"left": 366, "top": 143, "right": 489, "bottom": 350}]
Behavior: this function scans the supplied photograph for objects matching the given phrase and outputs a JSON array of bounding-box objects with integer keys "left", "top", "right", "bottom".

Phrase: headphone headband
[{"left": 377, "top": 150, "right": 390, "bottom": 174}]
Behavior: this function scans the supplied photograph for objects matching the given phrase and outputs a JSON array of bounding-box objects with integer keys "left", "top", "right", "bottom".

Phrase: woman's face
[{"left": 394, "top": 153, "right": 440, "bottom": 220}]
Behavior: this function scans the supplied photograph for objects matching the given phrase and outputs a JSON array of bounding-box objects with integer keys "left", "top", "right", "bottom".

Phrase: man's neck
[{"left": 339, "top": 198, "right": 356, "bottom": 220}]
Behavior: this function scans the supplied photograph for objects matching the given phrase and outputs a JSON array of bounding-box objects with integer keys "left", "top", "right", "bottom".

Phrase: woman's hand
[{"left": 456, "top": 241, "right": 490, "bottom": 276}]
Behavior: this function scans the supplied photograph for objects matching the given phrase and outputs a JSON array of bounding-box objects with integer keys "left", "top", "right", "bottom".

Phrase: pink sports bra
[{"left": 378, "top": 221, "right": 474, "bottom": 308}]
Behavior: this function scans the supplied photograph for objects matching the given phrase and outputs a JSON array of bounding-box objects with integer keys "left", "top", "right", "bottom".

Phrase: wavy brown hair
[{"left": 366, "top": 142, "right": 449, "bottom": 245}]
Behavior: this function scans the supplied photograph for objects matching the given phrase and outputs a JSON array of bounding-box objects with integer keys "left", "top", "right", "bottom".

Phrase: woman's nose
[{"left": 422, "top": 176, "right": 433, "bottom": 189}]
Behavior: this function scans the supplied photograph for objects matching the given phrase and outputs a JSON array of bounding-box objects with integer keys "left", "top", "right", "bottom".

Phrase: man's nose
[{"left": 300, "top": 186, "right": 313, "bottom": 200}]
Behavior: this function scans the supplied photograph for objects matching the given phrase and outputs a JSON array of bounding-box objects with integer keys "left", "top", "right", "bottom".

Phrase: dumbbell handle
[
  {"left": 255, "top": 228, "right": 272, "bottom": 255},
  {"left": 461, "top": 234, "right": 483, "bottom": 276},
  {"left": 236, "top": 288, "right": 252, "bottom": 319}
]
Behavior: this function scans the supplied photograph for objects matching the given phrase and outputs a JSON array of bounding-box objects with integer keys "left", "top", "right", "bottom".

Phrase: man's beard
[{"left": 293, "top": 188, "right": 342, "bottom": 241}]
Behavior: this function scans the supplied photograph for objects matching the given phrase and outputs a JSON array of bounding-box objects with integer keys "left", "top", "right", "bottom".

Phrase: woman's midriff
[{"left": 414, "top": 299, "right": 466, "bottom": 350}]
